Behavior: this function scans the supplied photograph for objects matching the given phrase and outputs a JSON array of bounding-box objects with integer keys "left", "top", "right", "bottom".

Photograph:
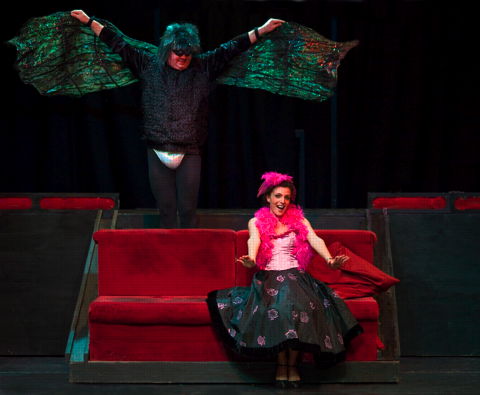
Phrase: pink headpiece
[{"left": 257, "top": 171, "right": 295, "bottom": 200}]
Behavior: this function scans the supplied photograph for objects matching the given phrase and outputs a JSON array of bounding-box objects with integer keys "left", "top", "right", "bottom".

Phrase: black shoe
[
  {"left": 276, "top": 379, "right": 288, "bottom": 389},
  {"left": 289, "top": 380, "right": 301, "bottom": 389},
  {"left": 288, "top": 364, "right": 302, "bottom": 388}
]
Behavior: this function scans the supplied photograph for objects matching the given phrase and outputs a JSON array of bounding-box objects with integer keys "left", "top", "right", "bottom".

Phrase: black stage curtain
[{"left": 1, "top": 1, "right": 476, "bottom": 209}]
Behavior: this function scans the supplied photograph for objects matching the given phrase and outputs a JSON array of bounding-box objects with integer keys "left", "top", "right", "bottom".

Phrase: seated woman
[{"left": 207, "top": 172, "right": 363, "bottom": 388}]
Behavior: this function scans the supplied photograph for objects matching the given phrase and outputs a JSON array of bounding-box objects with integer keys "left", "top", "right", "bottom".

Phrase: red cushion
[
  {"left": 372, "top": 196, "right": 446, "bottom": 210},
  {"left": 89, "top": 323, "right": 231, "bottom": 361},
  {"left": 329, "top": 283, "right": 381, "bottom": 299},
  {"left": 308, "top": 242, "right": 399, "bottom": 298},
  {"left": 0, "top": 197, "right": 32, "bottom": 209},
  {"left": 454, "top": 197, "right": 480, "bottom": 210},
  {"left": 89, "top": 296, "right": 211, "bottom": 325},
  {"left": 39, "top": 197, "right": 115, "bottom": 210},
  {"left": 94, "top": 229, "right": 237, "bottom": 296},
  {"left": 344, "top": 297, "right": 379, "bottom": 321}
]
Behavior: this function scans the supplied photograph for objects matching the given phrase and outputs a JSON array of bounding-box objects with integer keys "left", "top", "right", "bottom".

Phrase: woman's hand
[
  {"left": 236, "top": 255, "right": 256, "bottom": 268},
  {"left": 71, "top": 10, "right": 90, "bottom": 24},
  {"left": 327, "top": 255, "right": 349, "bottom": 270},
  {"left": 259, "top": 18, "right": 285, "bottom": 35}
]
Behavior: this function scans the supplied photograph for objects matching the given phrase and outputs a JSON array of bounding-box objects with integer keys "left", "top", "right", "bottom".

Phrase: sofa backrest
[
  {"left": 94, "top": 228, "right": 377, "bottom": 295},
  {"left": 93, "top": 229, "right": 237, "bottom": 296}
]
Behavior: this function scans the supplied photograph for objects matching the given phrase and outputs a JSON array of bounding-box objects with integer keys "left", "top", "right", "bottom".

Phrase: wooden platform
[
  {"left": 69, "top": 360, "right": 399, "bottom": 384},
  {"left": 4, "top": 356, "right": 480, "bottom": 394},
  {"left": 65, "top": 209, "right": 400, "bottom": 383}
]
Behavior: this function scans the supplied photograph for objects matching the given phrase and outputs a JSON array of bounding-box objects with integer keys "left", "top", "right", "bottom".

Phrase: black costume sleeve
[
  {"left": 200, "top": 33, "right": 251, "bottom": 80},
  {"left": 99, "top": 26, "right": 150, "bottom": 76}
]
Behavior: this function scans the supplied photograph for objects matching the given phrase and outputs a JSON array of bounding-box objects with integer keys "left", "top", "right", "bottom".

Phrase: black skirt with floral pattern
[{"left": 207, "top": 267, "right": 363, "bottom": 366}]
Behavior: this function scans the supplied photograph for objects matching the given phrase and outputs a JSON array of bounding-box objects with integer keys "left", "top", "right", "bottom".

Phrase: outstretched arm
[
  {"left": 71, "top": 10, "right": 104, "bottom": 36},
  {"left": 71, "top": 10, "right": 148, "bottom": 76},
  {"left": 204, "top": 18, "right": 284, "bottom": 79},
  {"left": 248, "top": 18, "right": 285, "bottom": 44},
  {"left": 303, "top": 218, "right": 349, "bottom": 269},
  {"left": 236, "top": 218, "right": 261, "bottom": 268}
]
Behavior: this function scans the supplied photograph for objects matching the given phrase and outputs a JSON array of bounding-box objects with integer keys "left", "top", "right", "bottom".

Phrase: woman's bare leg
[
  {"left": 287, "top": 349, "right": 301, "bottom": 382},
  {"left": 276, "top": 350, "right": 288, "bottom": 380}
]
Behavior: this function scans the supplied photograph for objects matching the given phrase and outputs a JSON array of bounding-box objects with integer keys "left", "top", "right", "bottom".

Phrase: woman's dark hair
[
  {"left": 261, "top": 180, "right": 297, "bottom": 206},
  {"left": 157, "top": 23, "right": 201, "bottom": 63}
]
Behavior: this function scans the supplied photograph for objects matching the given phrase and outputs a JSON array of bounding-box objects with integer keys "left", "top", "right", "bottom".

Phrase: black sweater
[{"left": 99, "top": 27, "right": 251, "bottom": 154}]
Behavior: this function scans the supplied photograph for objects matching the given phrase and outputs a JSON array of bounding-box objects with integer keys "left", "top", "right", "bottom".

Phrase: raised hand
[
  {"left": 70, "top": 10, "right": 90, "bottom": 24},
  {"left": 259, "top": 18, "right": 285, "bottom": 35},
  {"left": 236, "top": 255, "right": 256, "bottom": 268},
  {"left": 328, "top": 255, "right": 349, "bottom": 270}
]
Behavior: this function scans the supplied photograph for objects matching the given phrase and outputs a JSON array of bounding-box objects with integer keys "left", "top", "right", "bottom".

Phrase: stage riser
[
  {"left": 389, "top": 212, "right": 480, "bottom": 356},
  {"left": 0, "top": 212, "right": 99, "bottom": 355}
]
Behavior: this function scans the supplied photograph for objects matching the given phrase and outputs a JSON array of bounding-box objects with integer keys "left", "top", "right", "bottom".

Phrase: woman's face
[
  {"left": 167, "top": 50, "right": 192, "bottom": 70},
  {"left": 266, "top": 186, "right": 292, "bottom": 217}
]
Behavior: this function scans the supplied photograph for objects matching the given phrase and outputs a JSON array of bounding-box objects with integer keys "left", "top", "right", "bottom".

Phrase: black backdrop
[{"left": 1, "top": 0, "right": 477, "bottom": 210}]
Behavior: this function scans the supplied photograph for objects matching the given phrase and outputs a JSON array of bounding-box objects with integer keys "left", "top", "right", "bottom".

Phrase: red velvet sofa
[{"left": 89, "top": 228, "right": 388, "bottom": 362}]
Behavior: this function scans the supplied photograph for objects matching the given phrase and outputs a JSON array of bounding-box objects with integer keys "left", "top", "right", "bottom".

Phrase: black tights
[{"left": 147, "top": 149, "right": 201, "bottom": 228}]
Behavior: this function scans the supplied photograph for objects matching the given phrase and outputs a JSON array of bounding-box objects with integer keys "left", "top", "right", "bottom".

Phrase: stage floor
[{"left": 1, "top": 357, "right": 479, "bottom": 394}]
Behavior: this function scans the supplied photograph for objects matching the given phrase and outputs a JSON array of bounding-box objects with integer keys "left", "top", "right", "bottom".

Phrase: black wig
[{"left": 157, "top": 23, "right": 201, "bottom": 63}]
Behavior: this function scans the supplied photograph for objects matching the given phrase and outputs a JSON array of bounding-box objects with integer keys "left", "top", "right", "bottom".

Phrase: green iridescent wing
[
  {"left": 9, "top": 12, "right": 357, "bottom": 101},
  {"left": 218, "top": 22, "right": 358, "bottom": 102},
  {"left": 7, "top": 11, "right": 156, "bottom": 97}
]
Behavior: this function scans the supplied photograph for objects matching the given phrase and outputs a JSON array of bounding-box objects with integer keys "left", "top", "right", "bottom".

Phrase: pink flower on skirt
[
  {"left": 267, "top": 309, "right": 279, "bottom": 320},
  {"left": 324, "top": 335, "right": 333, "bottom": 349},
  {"left": 292, "top": 310, "right": 299, "bottom": 320},
  {"left": 287, "top": 273, "right": 297, "bottom": 280},
  {"left": 309, "top": 301, "right": 316, "bottom": 310},
  {"left": 256, "top": 279, "right": 262, "bottom": 285},
  {"left": 276, "top": 274, "right": 285, "bottom": 282},
  {"left": 228, "top": 328, "right": 236, "bottom": 337},
  {"left": 217, "top": 302, "right": 227, "bottom": 310},
  {"left": 253, "top": 305, "right": 259, "bottom": 314},
  {"left": 300, "top": 311, "right": 309, "bottom": 323},
  {"left": 266, "top": 288, "right": 278, "bottom": 296},
  {"left": 285, "top": 329, "right": 298, "bottom": 339},
  {"left": 323, "top": 298, "right": 331, "bottom": 308},
  {"left": 337, "top": 333, "right": 344, "bottom": 345},
  {"left": 239, "top": 341, "right": 247, "bottom": 347},
  {"left": 257, "top": 336, "right": 266, "bottom": 346},
  {"left": 233, "top": 296, "right": 243, "bottom": 305}
]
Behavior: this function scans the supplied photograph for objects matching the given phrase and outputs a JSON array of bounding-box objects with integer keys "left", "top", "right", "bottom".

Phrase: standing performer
[
  {"left": 10, "top": 12, "right": 357, "bottom": 226},
  {"left": 70, "top": 10, "right": 284, "bottom": 228},
  {"left": 207, "top": 172, "right": 362, "bottom": 388}
]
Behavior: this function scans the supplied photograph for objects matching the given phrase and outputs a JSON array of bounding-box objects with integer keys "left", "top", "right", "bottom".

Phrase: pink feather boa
[{"left": 254, "top": 204, "right": 314, "bottom": 270}]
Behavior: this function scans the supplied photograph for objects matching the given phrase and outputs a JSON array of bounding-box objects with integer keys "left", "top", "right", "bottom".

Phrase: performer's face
[
  {"left": 167, "top": 49, "right": 192, "bottom": 71},
  {"left": 266, "top": 187, "right": 292, "bottom": 217}
]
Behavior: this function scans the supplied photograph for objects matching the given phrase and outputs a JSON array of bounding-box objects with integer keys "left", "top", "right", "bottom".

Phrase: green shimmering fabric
[
  {"left": 218, "top": 22, "right": 358, "bottom": 102},
  {"left": 9, "top": 12, "right": 357, "bottom": 101},
  {"left": 8, "top": 11, "right": 156, "bottom": 97}
]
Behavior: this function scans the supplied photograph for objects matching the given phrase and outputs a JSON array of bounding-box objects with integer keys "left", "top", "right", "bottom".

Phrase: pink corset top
[{"left": 264, "top": 231, "right": 299, "bottom": 271}]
